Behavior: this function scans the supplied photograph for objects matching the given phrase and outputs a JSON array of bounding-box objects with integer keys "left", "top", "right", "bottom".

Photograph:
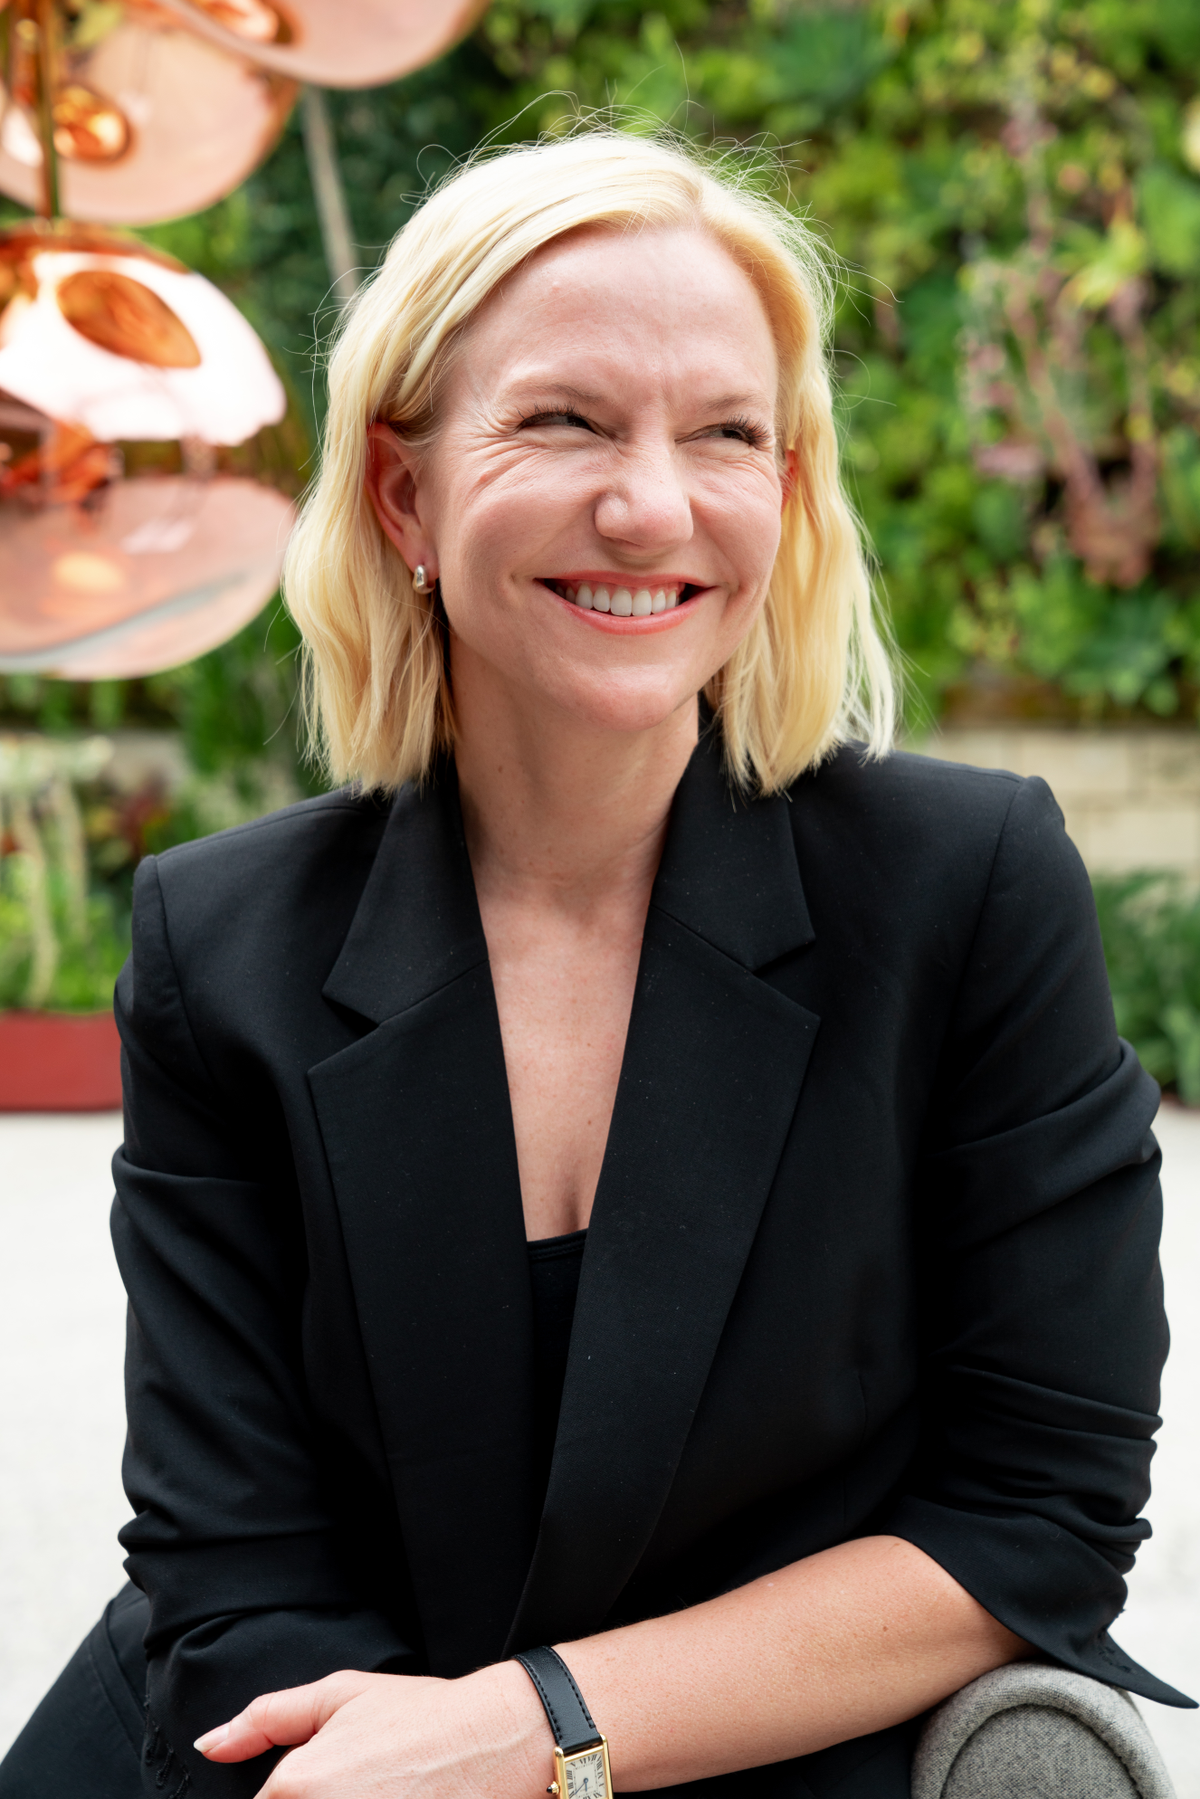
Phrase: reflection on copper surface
[
  {"left": 140, "top": 0, "right": 488, "bottom": 88},
  {"left": 0, "top": 224, "right": 285, "bottom": 443},
  {"left": 6, "top": 7, "right": 40, "bottom": 113},
  {"left": 0, "top": 19, "right": 295, "bottom": 223},
  {"left": 0, "top": 419, "right": 120, "bottom": 505},
  {"left": 0, "top": 394, "right": 51, "bottom": 435},
  {"left": 56, "top": 270, "right": 202, "bottom": 368},
  {"left": 191, "top": 0, "right": 284, "bottom": 44},
  {"left": 0, "top": 219, "right": 185, "bottom": 270},
  {"left": 52, "top": 549, "right": 125, "bottom": 592},
  {"left": 52, "top": 83, "right": 131, "bottom": 162},
  {"left": 0, "top": 258, "right": 35, "bottom": 309},
  {"left": 0, "top": 473, "right": 294, "bottom": 677}
]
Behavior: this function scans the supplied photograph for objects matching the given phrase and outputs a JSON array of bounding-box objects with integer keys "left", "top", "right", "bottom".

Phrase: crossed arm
[{"left": 196, "top": 1534, "right": 1026, "bottom": 1798}]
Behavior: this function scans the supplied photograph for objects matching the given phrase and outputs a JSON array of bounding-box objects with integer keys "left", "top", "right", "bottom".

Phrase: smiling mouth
[{"left": 540, "top": 578, "right": 703, "bottom": 617}]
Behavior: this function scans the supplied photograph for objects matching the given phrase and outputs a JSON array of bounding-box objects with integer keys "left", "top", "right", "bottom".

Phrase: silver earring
[{"left": 412, "top": 564, "right": 435, "bottom": 595}]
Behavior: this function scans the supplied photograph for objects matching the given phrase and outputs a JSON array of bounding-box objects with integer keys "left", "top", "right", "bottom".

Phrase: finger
[{"left": 195, "top": 1672, "right": 371, "bottom": 1762}]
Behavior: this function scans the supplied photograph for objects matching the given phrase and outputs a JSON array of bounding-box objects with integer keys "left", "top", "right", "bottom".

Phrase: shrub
[
  {"left": 1093, "top": 874, "right": 1200, "bottom": 1105},
  {"left": 0, "top": 738, "right": 130, "bottom": 1012}
]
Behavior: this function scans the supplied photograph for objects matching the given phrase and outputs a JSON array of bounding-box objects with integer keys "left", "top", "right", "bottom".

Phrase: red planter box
[{"left": 0, "top": 1009, "right": 122, "bottom": 1111}]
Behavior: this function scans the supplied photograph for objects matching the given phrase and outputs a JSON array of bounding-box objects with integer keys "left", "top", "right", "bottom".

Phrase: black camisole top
[{"left": 527, "top": 1227, "right": 587, "bottom": 1511}]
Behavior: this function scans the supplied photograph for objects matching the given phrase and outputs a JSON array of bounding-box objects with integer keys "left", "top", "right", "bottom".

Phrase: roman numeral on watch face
[{"left": 564, "top": 1750, "right": 607, "bottom": 1799}]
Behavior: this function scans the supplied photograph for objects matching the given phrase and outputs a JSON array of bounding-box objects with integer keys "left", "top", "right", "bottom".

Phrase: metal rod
[
  {"left": 1, "top": 11, "right": 11, "bottom": 125},
  {"left": 300, "top": 85, "right": 360, "bottom": 307},
  {"left": 34, "top": 0, "right": 59, "bottom": 220}
]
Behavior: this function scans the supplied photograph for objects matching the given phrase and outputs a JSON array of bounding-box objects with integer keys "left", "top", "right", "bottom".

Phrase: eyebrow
[{"left": 509, "top": 382, "right": 772, "bottom": 415}]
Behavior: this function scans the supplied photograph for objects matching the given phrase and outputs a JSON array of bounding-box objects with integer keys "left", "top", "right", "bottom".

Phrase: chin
[{"left": 546, "top": 671, "right": 703, "bottom": 738}]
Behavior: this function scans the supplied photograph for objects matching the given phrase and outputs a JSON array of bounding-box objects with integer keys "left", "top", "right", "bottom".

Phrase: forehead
[{"left": 457, "top": 223, "right": 779, "bottom": 405}]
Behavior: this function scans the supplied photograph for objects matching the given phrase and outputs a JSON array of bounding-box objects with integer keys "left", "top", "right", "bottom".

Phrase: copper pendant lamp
[
  {"left": 0, "top": 0, "right": 483, "bottom": 677},
  {"left": 0, "top": 0, "right": 297, "bottom": 224},
  {"left": 0, "top": 406, "right": 294, "bottom": 680},
  {"left": 0, "top": 0, "right": 486, "bottom": 225},
  {"left": 147, "top": 0, "right": 490, "bottom": 90},
  {"left": 0, "top": 222, "right": 293, "bottom": 677},
  {"left": 0, "top": 0, "right": 295, "bottom": 682},
  {"left": 0, "top": 222, "right": 286, "bottom": 441}
]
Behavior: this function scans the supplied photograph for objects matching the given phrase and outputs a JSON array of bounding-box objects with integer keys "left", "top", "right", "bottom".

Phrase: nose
[{"left": 592, "top": 435, "right": 693, "bottom": 553}]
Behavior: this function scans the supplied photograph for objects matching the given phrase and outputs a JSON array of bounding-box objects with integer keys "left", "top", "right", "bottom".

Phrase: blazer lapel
[
  {"left": 507, "top": 733, "right": 821, "bottom": 1651},
  {"left": 309, "top": 769, "right": 537, "bottom": 1676}
]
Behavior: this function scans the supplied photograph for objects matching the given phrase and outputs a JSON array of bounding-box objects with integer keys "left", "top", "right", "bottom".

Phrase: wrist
[{"left": 464, "top": 1657, "right": 557, "bottom": 1793}]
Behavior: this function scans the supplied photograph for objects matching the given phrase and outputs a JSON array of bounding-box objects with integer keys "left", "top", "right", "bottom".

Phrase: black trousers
[
  {"left": 0, "top": 1583, "right": 147, "bottom": 1799},
  {"left": 0, "top": 1585, "right": 918, "bottom": 1799}
]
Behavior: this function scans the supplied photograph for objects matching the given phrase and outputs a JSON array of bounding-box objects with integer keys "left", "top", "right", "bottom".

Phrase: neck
[{"left": 451, "top": 666, "right": 699, "bottom": 912}]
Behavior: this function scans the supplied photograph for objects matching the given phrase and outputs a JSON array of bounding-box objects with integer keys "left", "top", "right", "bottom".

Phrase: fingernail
[{"left": 194, "top": 1724, "right": 230, "bottom": 1753}]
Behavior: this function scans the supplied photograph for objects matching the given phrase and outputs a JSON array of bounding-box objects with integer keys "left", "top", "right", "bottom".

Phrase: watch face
[{"left": 563, "top": 1749, "right": 607, "bottom": 1799}]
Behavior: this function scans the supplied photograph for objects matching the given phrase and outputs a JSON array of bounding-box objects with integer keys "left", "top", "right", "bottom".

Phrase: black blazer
[{"left": 112, "top": 731, "right": 1187, "bottom": 1799}]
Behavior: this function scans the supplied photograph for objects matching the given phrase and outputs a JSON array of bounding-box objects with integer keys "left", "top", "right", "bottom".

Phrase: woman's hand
[{"left": 194, "top": 1660, "right": 553, "bottom": 1799}]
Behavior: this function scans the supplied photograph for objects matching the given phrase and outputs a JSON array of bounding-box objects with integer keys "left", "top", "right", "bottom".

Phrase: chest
[{"left": 478, "top": 895, "right": 646, "bottom": 1239}]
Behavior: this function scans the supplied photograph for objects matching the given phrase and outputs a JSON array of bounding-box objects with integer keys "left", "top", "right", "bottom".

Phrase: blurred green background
[
  {"left": 8, "top": 0, "right": 1200, "bottom": 770},
  {"left": 4, "top": 0, "right": 1200, "bottom": 1088}
]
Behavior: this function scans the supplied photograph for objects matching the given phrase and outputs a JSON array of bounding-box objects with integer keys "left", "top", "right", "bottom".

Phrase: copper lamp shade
[
  {"left": 0, "top": 14, "right": 296, "bottom": 225},
  {"left": 0, "top": 0, "right": 486, "bottom": 224},
  {"left": 0, "top": 470, "right": 294, "bottom": 678},
  {"left": 149, "top": 0, "right": 489, "bottom": 89},
  {"left": 0, "top": 0, "right": 484, "bottom": 678},
  {"left": 0, "top": 224, "right": 286, "bottom": 442},
  {"left": 0, "top": 224, "right": 293, "bottom": 678}
]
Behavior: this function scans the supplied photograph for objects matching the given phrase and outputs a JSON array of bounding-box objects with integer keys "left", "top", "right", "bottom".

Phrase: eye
[
  {"left": 703, "top": 415, "right": 771, "bottom": 449},
  {"left": 519, "top": 410, "right": 595, "bottom": 433}
]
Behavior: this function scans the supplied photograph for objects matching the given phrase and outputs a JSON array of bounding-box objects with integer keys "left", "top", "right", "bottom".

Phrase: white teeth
[{"left": 565, "top": 580, "right": 682, "bottom": 616}]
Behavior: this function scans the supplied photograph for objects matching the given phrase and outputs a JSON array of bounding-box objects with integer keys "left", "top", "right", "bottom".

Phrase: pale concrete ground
[
  {"left": 0, "top": 1109, "right": 1198, "bottom": 1785},
  {"left": 0, "top": 1115, "right": 128, "bottom": 1758}
]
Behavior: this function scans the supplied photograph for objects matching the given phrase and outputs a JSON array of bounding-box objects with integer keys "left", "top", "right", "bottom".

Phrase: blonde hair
[{"left": 284, "top": 128, "right": 895, "bottom": 793}]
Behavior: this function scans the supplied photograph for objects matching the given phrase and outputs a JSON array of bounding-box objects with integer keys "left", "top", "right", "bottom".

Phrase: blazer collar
[
  {"left": 323, "top": 726, "right": 814, "bottom": 1027},
  {"left": 322, "top": 760, "right": 487, "bottom": 1023},
  {"left": 652, "top": 723, "right": 813, "bottom": 969}
]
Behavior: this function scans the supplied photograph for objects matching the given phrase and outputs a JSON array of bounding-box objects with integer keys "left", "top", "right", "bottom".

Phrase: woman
[{"left": 0, "top": 130, "right": 1187, "bottom": 1799}]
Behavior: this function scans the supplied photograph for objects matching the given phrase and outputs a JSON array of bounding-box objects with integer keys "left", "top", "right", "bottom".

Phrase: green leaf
[
  {"left": 1137, "top": 163, "right": 1200, "bottom": 277},
  {"left": 1164, "top": 1004, "right": 1200, "bottom": 1106},
  {"left": 1161, "top": 428, "right": 1200, "bottom": 546}
]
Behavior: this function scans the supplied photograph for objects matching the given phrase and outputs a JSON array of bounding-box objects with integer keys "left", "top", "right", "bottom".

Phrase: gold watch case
[{"left": 549, "top": 1737, "right": 612, "bottom": 1799}]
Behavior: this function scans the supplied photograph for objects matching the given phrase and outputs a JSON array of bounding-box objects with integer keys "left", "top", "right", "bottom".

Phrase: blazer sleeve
[
  {"left": 112, "top": 855, "right": 415, "bottom": 1798},
  {"left": 879, "top": 774, "right": 1192, "bottom": 1705}
]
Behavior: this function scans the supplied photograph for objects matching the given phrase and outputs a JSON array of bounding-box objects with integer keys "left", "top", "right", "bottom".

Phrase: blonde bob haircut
[{"left": 284, "top": 127, "right": 895, "bottom": 794}]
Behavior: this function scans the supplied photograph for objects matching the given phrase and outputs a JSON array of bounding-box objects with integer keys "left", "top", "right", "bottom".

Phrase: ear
[
  {"left": 364, "top": 422, "right": 437, "bottom": 579},
  {"left": 781, "top": 446, "right": 799, "bottom": 512}
]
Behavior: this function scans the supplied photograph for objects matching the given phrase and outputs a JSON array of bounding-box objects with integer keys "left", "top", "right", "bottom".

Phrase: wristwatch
[{"left": 514, "top": 1645, "right": 613, "bottom": 1799}]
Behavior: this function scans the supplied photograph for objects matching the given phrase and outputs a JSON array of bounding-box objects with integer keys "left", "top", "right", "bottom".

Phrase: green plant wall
[{"left": 3, "top": 0, "right": 1200, "bottom": 769}]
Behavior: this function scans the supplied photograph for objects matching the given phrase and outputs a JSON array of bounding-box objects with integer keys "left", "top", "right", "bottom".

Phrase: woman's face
[{"left": 368, "top": 224, "right": 786, "bottom": 740}]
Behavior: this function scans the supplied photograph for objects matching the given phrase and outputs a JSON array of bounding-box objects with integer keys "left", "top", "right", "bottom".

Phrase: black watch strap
[{"left": 514, "top": 1645, "right": 603, "bottom": 1754}]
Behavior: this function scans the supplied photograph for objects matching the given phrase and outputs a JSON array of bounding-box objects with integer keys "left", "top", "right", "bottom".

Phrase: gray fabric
[
  {"left": 941, "top": 1708, "right": 1139, "bottom": 1799},
  {"left": 913, "top": 1663, "right": 1176, "bottom": 1799}
]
